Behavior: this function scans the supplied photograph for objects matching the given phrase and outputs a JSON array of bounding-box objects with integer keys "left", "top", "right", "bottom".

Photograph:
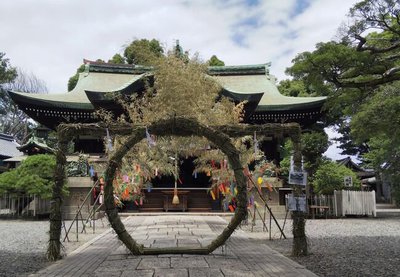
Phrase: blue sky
[
  {"left": 0, "top": 0, "right": 359, "bottom": 93},
  {"left": 0, "top": 0, "right": 360, "bottom": 159}
]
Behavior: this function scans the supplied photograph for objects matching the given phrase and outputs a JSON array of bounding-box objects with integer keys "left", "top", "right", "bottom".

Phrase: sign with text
[
  {"left": 344, "top": 176, "right": 353, "bottom": 187},
  {"left": 287, "top": 195, "right": 307, "bottom": 212},
  {"left": 288, "top": 171, "right": 307, "bottom": 186}
]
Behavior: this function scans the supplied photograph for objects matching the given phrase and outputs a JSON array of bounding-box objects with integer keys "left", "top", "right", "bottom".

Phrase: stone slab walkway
[{"left": 31, "top": 215, "right": 317, "bottom": 277}]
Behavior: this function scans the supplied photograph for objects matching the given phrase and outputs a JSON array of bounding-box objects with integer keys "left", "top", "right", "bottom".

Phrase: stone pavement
[{"left": 31, "top": 215, "right": 318, "bottom": 277}]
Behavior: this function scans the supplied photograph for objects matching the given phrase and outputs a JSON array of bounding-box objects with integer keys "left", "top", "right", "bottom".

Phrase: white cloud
[{"left": 0, "top": 0, "right": 359, "bottom": 92}]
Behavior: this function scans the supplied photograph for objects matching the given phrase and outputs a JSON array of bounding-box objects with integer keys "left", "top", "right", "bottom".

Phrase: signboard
[
  {"left": 289, "top": 171, "right": 307, "bottom": 186},
  {"left": 287, "top": 195, "right": 307, "bottom": 212},
  {"left": 344, "top": 176, "right": 353, "bottom": 187}
]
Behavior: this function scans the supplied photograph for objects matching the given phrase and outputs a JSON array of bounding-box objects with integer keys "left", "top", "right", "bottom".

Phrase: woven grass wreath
[{"left": 103, "top": 117, "right": 247, "bottom": 255}]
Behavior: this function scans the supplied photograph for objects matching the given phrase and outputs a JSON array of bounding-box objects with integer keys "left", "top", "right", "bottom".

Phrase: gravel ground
[
  {"left": 1, "top": 216, "right": 399, "bottom": 277},
  {"left": 0, "top": 219, "right": 110, "bottom": 277},
  {"left": 240, "top": 216, "right": 400, "bottom": 277}
]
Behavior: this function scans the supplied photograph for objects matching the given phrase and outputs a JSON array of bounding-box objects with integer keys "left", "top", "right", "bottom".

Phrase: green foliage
[
  {"left": 0, "top": 154, "right": 60, "bottom": 198},
  {"left": 286, "top": 0, "right": 400, "bottom": 123},
  {"left": 284, "top": 0, "right": 400, "bottom": 204},
  {"left": 279, "top": 128, "right": 329, "bottom": 177},
  {"left": 351, "top": 83, "right": 400, "bottom": 146},
  {"left": 67, "top": 64, "right": 85, "bottom": 91},
  {"left": 334, "top": 121, "right": 370, "bottom": 157},
  {"left": 0, "top": 52, "right": 17, "bottom": 128},
  {"left": 351, "top": 83, "right": 400, "bottom": 203},
  {"left": 278, "top": 79, "right": 316, "bottom": 97},
  {"left": 123, "top": 38, "right": 164, "bottom": 65},
  {"left": 208, "top": 55, "right": 225, "bottom": 66},
  {"left": 0, "top": 52, "right": 17, "bottom": 84},
  {"left": 67, "top": 39, "right": 164, "bottom": 90},
  {"left": 302, "top": 130, "right": 329, "bottom": 162},
  {"left": 108, "top": 54, "right": 125, "bottom": 64},
  {"left": 288, "top": 1, "right": 400, "bottom": 93},
  {"left": 313, "top": 160, "right": 360, "bottom": 194},
  {"left": 302, "top": 129, "right": 330, "bottom": 177}
]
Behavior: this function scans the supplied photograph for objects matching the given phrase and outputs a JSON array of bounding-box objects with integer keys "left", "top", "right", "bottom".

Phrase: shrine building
[{"left": 8, "top": 61, "right": 326, "bottom": 215}]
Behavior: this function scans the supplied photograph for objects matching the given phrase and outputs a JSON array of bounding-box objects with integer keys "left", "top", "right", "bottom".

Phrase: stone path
[{"left": 31, "top": 215, "right": 317, "bottom": 277}]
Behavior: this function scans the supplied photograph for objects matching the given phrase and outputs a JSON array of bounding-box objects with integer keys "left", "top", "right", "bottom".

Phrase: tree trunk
[
  {"left": 291, "top": 140, "right": 308, "bottom": 256},
  {"left": 47, "top": 133, "right": 68, "bottom": 261},
  {"left": 292, "top": 210, "right": 307, "bottom": 256}
]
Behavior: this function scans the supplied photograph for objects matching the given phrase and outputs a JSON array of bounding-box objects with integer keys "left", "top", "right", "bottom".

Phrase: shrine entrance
[{"left": 49, "top": 117, "right": 304, "bottom": 258}]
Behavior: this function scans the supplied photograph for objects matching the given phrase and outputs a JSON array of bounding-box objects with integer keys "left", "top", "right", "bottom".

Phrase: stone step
[{"left": 376, "top": 203, "right": 398, "bottom": 209}]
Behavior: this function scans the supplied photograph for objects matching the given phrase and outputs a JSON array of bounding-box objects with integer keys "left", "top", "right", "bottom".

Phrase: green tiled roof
[
  {"left": 212, "top": 74, "right": 326, "bottom": 111},
  {"left": 9, "top": 61, "right": 326, "bottom": 114},
  {"left": 9, "top": 71, "right": 146, "bottom": 110},
  {"left": 18, "top": 136, "right": 55, "bottom": 154}
]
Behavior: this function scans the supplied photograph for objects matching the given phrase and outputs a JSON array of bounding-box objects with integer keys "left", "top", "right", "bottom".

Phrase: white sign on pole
[
  {"left": 289, "top": 171, "right": 307, "bottom": 186},
  {"left": 287, "top": 195, "right": 307, "bottom": 212},
  {"left": 344, "top": 176, "right": 353, "bottom": 187}
]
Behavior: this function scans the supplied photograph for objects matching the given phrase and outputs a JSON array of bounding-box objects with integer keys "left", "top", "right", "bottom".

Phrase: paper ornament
[
  {"left": 210, "top": 191, "right": 216, "bottom": 200},
  {"left": 89, "top": 165, "right": 95, "bottom": 177}
]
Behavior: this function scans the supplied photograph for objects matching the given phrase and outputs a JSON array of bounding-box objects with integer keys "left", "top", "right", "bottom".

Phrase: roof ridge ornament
[{"left": 207, "top": 63, "right": 271, "bottom": 76}]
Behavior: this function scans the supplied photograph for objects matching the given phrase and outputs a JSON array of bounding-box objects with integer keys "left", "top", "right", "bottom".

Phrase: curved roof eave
[
  {"left": 255, "top": 97, "right": 327, "bottom": 112},
  {"left": 84, "top": 73, "right": 154, "bottom": 113},
  {"left": 7, "top": 71, "right": 148, "bottom": 111},
  {"left": 213, "top": 74, "right": 327, "bottom": 112},
  {"left": 8, "top": 91, "right": 94, "bottom": 110}
]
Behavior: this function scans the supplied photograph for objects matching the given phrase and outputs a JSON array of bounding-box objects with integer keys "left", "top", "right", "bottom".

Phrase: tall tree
[
  {"left": 68, "top": 39, "right": 164, "bottom": 91},
  {"left": 108, "top": 53, "right": 125, "bottom": 64},
  {"left": 286, "top": 0, "right": 400, "bottom": 135},
  {"left": 351, "top": 82, "right": 400, "bottom": 203},
  {"left": 288, "top": 0, "right": 400, "bottom": 91},
  {"left": 0, "top": 53, "right": 17, "bottom": 135},
  {"left": 0, "top": 52, "right": 17, "bottom": 84},
  {"left": 285, "top": 0, "right": 400, "bottom": 203},
  {"left": 123, "top": 38, "right": 164, "bottom": 65}
]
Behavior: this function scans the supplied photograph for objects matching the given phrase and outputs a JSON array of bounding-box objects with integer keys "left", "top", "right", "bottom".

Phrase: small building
[
  {"left": 17, "top": 136, "right": 55, "bottom": 155},
  {"left": 337, "top": 157, "right": 375, "bottom": 183},
  {"left": 0, "top": 133, "right": 23, "bottom": 173},
  {"left": 335, "top": 156, "right": 391, "bottom": 202}
]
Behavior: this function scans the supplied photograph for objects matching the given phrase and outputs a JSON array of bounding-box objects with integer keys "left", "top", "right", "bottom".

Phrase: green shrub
[
  {"left": 0, "top": 154, "right": 61, "bottom": 198},
  {"left": 313, "top": 160, "right": 360, "bottom": 195}
]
